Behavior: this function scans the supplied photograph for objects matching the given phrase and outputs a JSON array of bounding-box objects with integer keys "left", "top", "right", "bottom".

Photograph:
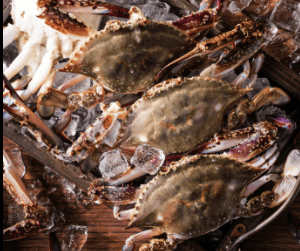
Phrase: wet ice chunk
[
  {"left": 130, "top": 144, "right": 165, "bottom": 175},
  {"left": 228, "top": 0, "right": 251, "bottom": 13},
  {"left": 6, "top": 148, "right": 26, "bottom": 178},
  {"left": 101, "top": 119, "right": 122, "bottom": 147},
  {"left": 270, "top": 0, "right": 300, "bottom": 32},
  {"left": 61, "top": 225, "right": 88, "bottom": 251},
  {"left": 64, "top": 114, "right": 80, "bottom": 141},
  {"left": 98, "top": 149, "right": 129, "bottom": 179},
  {"left": 46, "top": 207, "right": 65, "bottom": 231},
  {"left": 138, "top": 2, "right": 178, "bottom": 21}
]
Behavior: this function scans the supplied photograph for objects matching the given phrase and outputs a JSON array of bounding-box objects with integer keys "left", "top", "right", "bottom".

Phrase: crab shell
[
  {"left": 117, "top": 77, "right": 248, "bottom": 155},
  {"left": 59, "top": 8, "right": 197, "bottom": 94},
  {"left": 126, "top": 154, "right": 261, "bottom": 236}
]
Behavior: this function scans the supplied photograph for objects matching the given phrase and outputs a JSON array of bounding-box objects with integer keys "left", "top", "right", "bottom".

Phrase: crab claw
[
  {"left": 57, "top": 0, "right": 130, "bottom": 19},
  {"left": 240, "top": 149, "right": 300, "bottom": 217},
  {"left": 3, "top": 150, "right": 48, "bottom": 241},
  {"left": 269, "top": 149, "right": 300, "bottom": 207},
  {"left": 172, "top": 0, "right": 229, "bottom": 38},
  {"left": 37, "top": 0, "right": 129, "bottom": 36},
  {"left": 267, "top": 116, "right": 293, "bottom": 130},
  {"left": 156, "top": 21, "right": 245, "bottom": 79},
  {"left": 37, "top": 0, "right": 91, "bottom": 36},
  {"left": 88, "top": 178, "right": 140, "bottom": 205}
]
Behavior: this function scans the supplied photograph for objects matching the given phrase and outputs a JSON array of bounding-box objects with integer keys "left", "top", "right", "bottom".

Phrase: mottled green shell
[
  {"left": 119, "top": 77, "right": 248, "bottom": 154},
  {"left": 128, "top": 155, "right": 259, "bottom": 236},
  {"left": 60, "top": 19, "right": 196, "bottom": 93}
]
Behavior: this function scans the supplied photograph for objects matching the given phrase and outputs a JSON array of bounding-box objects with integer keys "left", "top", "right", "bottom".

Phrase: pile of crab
[{"left": 3, "top": 0, "right": 300, "bottom": 250}]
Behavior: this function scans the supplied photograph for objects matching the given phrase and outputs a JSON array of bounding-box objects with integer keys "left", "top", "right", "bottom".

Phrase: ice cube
[
  {"left": 246, "top": 78, "right": 271, "bottom": 100},
  {"left": 61, "top": 225, "right": 88, "bottom": 251},
  {"left": 46, "top": 207, "right": 65, "bottom": 231},
  {"left": 61, "top": 178, "right": 84, "bottom": 205},
  {"left": 98, "top": 149, "right": 129, "bottom": 179},
  {"left": 64, "top": 114, "right": 80, "bottom": 141},
  {"left": 130, "top": 144, "right": 165, "bottom": 175},
  {"left": 138, "top": 2, "right": 178, "bottom": 21},
  {"left": 228, "top": 0, "right": 251, "bottom": 13},
  {"left": 101, "top": 119, "right": 122, "bottom": 147},
  {"left": 270, "top": 0, "right": 300, "bottom": 32},
  {"left": 5, "top": 148, "right": 26, "bottom": 178}
]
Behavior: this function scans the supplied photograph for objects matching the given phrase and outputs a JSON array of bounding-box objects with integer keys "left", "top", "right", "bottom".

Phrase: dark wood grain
[{"left": 3, "top": 136, "right": 300, "bottom": 251}]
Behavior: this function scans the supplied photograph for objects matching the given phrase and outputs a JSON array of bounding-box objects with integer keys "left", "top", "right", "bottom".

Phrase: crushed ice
[{"left": 61, "top": 225, "right": 88, "bottom": 251}]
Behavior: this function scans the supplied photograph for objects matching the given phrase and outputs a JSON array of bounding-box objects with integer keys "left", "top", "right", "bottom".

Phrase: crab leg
[
  {"left": 247, "top": 53, "right": 265, "bottom": 88},
  {"left": 36, "top": 70, "right": 57, "bottom": 119},
  {"left": 268, "top": 149, "right": 300, "bottom": 207},
  {"left": 226, "top": 87, "right": 290, "bottom": 131},
  {"left": 239, "top": 149, "right": 300, "bottom": 217},
  {"left": 123, "top": 232, "right": 187, "bottom": 251},
  {"left": 38, "top": 84, "right": 105, "bottom": 110},
  {"left": 3, "top": 77, "right": 31, "bottom": 97},
  {"left": 122, "top": 229, "right": 165, "bottom": 251},
  {"left": 248, "top": 144, "right": 278, "bottom": 167},
  {"left": 116, "top": 208, "right": 135, "bottom": 221},
  {"left": 3, "top": 24, "right": 20, "bottom": 49},
  {"left": 231, "top": 60, "right": 250, "bottom": 87},
  {"left": 17, "top": 36, "right": 58, "bottom": 101},
  {"left": 3, "top": 150, "right": 48, "bottom": 241},
  {"left": 199, "top": 121, "right": 278, "bottom": 160},
  {"left": 3, "top": 150, "right": 32, "bottom": 206},
  {"left": 3, "top": 29, "right": 42, "bottom": 80},
  {"left": 3, "top": 75, "right": 64, "bottom": 148},
  {"left": 88, "top": 177, "right": 142, "bottom": 205},
  {"left": 198, "top": 0, "right": 214, "bottom": 11},
  {"left": 172, "top": 0, "right": 229, "bottom": 38}
]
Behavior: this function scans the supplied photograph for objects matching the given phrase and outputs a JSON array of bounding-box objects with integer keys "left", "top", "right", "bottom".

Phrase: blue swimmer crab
[{"left": 90, "top": 148, "right": 300, "bottom": 251}]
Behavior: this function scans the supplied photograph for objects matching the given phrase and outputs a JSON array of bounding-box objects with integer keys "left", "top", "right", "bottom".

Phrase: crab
[
  {"left": 3, "top": 149, "right": 48, "bottom": 240},
  {"left": 89, "top": 145, "right": 300, "bottom": 251},
  {"left": 3, "top": 0, "right": 129, "bottom": 105}
]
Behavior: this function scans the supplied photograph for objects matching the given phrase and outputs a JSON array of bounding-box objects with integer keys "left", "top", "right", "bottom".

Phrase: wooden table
[{"left": 3, "top": 137, "right": 300, "bottom": 251}]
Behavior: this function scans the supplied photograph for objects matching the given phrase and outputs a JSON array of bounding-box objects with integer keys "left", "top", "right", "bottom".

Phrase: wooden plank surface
[{"left": 3, "top": 136, "right": 300, "bottom": 250}]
